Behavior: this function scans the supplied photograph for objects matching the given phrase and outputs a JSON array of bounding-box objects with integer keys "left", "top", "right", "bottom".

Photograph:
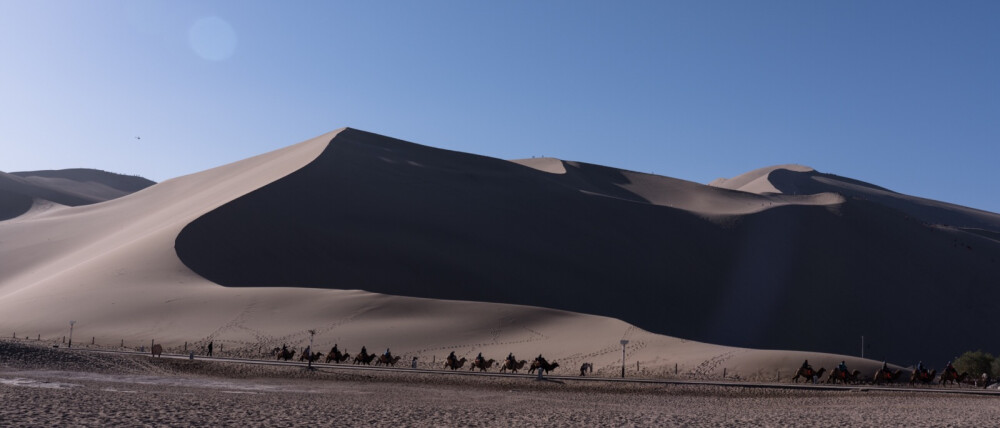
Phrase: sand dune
[
  {"left": 0, "top": 169, "right": 154, "bottom": 221},
  {"left": 2, "top": 128, "right": 998, "bottom": 378}
]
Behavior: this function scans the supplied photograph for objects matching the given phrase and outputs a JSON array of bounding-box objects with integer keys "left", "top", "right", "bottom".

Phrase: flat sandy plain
[{"left": 2, "top": 341, "right": 997, "bottom": 427}]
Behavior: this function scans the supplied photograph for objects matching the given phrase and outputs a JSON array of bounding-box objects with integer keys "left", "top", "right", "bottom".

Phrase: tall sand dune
[{"left": 2, "top": 128, "right": 998, "bottom": 376}]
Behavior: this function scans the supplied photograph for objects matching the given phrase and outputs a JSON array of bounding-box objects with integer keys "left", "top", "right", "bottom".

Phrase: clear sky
[{"left": 2, "top": 1, "right": 997, "bottom": 213}]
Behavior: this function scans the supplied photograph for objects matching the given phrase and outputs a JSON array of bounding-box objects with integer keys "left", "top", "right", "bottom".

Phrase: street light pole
[
  {"left": 861, "top": 336, "right": 864, "bottom": 359},
  {"left": 308, "top": 329, "right": 316, "bottom": 369},
  {"left": 69, "top": 321, "right": 76, "bottom": 348},
  {"left": 620, "top": 340, "right": 629, "bottom": 378}
]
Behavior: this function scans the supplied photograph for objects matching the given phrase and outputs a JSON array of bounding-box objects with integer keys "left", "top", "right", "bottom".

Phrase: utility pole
[
  {"left": 861, "top": 336, "right": 864, "bottom": 359},
  {"left": 620, "top": 340, "right": 629, "bottom": 378},
  {"left": 307, "top": 329, "right": 316, "bottom": 369}
]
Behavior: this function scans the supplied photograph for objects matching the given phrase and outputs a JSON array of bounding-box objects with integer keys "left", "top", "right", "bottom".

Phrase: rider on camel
[
  {"left": 447, "top": 351, "right": 457, "bottom": 365},
  {"left": 361, "top": 346, "right": 368, "bottom": 357},
  {"left": 476, "top": 352, "right": 484, "bottom": 366},
  {"left": 916, "top": 361, "right": 925, "bottom": 375},
  {"left": 945, "top": 360, "right": 957, "bottom": 376},
  {"left": 801, "top": 360, "right": 812, "bottom": 372},
  {"left": 838, "top": 360, "right": 848, "bottom": 374}
]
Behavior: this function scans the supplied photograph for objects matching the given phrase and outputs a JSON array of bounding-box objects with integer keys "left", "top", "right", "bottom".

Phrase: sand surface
[{"left": 2, "top": 341, "right": 997, "bottom": 427}]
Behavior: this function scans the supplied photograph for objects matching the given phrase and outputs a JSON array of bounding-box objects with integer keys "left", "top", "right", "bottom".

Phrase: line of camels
[
  {"left": 792, "top": 365, "right": 980, "bottom": 387},
  {"left": 268, "top": 345, "right": 985, "bottom": 387},
  {"left": 271, "top": 345, "right": 569, "bottom": 375}
]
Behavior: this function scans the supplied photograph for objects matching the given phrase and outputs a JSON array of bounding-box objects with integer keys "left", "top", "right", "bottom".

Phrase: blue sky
[{"left": 2, "top": 1, "right": 997, "bottom": 212}]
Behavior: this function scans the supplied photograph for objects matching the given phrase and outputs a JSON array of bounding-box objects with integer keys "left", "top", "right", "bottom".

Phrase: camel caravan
[
  {"left": 153, "top": 341, "right": 990, "bottom": 388},
  {"left": 792, "top": 359, "right": 982, "bottom": 387},
  {"left": 277, "top": 344, "right": 565, "bottom": 377}
]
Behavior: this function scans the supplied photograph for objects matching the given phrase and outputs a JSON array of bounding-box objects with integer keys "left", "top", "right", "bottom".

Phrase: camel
[
  {"left": 580, "top": 363, "right": 593, "bottom": 376},
  {"left": 791, "top": 367, "right": 826, "bottom": 383},
  {"left": 873, "top": 368, "right": 903, "bottom": 384},
  {"left": 826, "top": 368, "right": 861, "bottom": 384},
  {"left": 151, "top": 344, "right": 163, "bottom": 358},
  {"left": 353, "top": 352, "right": 377, "bottom": 365},
  {"left": 470, "top": 358, "right": 497, "bottom": 372},
  {"left": 276, "top": 348, "right": 296, "bottom": 361},
  {"left": 375, "top": 354, "right": 403, "bottom": 366},
  {"left": 299, "top": 350, "right": 324, "bottom": 363},
  {"left": 443, "top": 357, "right": 468, "bottom": 370},
  {"left": 909, "top": 369, "right": 937, "bottom": 385},
  {"left": 939, "top": 370, "right": 968, "bottom": 386},
  {"left": 529, "top": 357, "right": 560, "bottom": 375},
  {"left": 325, "top": 349, "right": 351, "bottom": 364},
  {"left": 500, "top": 359, "right": 528, "bottom": 373}
]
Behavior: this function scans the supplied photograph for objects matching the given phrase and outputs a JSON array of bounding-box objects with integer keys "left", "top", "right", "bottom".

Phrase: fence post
[{"left": 723, "top": 368, "right": 727, "bottom": 378}]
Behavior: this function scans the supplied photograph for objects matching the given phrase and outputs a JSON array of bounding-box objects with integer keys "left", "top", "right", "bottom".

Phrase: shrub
[{"left": 953, "top": 350, "right": 995, "bottom": 377}]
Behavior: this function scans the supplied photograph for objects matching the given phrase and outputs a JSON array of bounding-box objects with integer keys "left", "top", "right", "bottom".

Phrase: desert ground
[{"left": 2, "top": 340, "right": 998, "bottom": 427}]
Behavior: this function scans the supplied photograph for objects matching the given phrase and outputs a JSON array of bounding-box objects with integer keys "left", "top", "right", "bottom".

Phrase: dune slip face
[{"left": 173, "top": 128, "right": 1000, "bottom": 364}]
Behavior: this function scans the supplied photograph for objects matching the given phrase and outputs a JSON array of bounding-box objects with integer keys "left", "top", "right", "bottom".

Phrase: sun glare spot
[{"left": 188, "top": 17, "right": 237, "bottom": 61}]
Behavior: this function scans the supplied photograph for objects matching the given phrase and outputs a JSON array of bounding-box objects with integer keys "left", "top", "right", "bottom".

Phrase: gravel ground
[{"left": 2, "top": 340, "right": 998, "bottom": 427}]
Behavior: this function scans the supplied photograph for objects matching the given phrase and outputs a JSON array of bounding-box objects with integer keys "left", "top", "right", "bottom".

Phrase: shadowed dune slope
[
  {"left": 176, "top": 128, "right": 1000, "bottom": 363},
  {"left": 0, "top": 169, "right": 155, "bottom": 220}
]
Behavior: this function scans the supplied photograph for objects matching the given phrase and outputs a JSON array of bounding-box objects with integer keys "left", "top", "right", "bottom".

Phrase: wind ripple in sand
[{"left": 0, "top": 377, "right": 79, "bottom": 389}]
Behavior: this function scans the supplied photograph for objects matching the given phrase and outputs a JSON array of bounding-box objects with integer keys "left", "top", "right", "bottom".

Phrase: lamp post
[
  {"left": 68, "top": 321, "right": 76, "bottom": 348},
  {"left": 861, "top": 336, "right": 864, "bottom": 359},
  {"left": 307, "top": 329, "right": 316, "bottom": 369},
  {"left": 620, "top": 339, "right": 629, "bottom": 378}
]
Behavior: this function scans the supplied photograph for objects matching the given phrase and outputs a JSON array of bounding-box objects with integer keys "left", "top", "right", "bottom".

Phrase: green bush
[{"left": 953, "top": 350, "right": 995, "bottom": 377}]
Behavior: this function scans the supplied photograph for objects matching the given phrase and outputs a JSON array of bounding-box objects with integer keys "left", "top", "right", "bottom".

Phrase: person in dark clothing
[{"left": 207, "top": 342, "right": 213, "bottom": 357}]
